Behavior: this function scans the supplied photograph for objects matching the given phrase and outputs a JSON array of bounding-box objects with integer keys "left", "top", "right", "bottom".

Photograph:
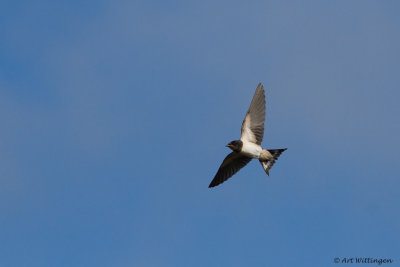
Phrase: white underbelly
[{"left": 241, "top": 141, "right": 262, "bottom": 158}]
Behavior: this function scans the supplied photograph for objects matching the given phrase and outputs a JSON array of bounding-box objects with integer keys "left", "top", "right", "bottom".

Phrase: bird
[{"left": 208, "top": 83, "right": 286, "bottom": 188}]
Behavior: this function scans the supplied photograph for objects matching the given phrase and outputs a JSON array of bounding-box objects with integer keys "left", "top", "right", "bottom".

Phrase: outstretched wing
[
  {"left": 240, "top": 83, "right": 266, "bottom": 145},
  {"left": 209, "top": 152, "right": 252, "bottom": 188}
]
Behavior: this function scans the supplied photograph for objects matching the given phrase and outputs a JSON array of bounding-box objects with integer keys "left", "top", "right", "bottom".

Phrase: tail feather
[{"left": 259, "top": 148, "right": 287, "bottom": 176}]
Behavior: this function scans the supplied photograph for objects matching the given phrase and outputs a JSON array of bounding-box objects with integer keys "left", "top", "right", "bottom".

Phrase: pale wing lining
[{"left": 241, "top": 84, "right": 266, "bottom": 145}]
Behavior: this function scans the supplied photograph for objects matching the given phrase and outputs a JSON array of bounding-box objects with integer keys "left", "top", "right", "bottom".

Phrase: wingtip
[{"left": 209, "top": 179, "right": 225, "bottom": 188}]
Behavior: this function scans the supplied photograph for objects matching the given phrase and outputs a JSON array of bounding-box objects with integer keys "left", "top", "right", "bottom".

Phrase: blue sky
[{"left": 1, "top": 0, "right": 399, "bottom": 266}]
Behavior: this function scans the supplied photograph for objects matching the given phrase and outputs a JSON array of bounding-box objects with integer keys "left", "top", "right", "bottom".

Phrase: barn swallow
[{"left": 209, "top": 83, "right": 286, "bottom": 188}]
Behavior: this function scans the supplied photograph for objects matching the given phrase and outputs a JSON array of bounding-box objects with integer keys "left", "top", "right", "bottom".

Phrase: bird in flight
[{"left": 209, "top": 83, "right": 286, "bottom": 188}]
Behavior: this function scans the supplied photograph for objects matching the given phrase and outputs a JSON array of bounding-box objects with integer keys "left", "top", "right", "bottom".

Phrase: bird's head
[{"left": 226, "top": 140, "right": 243, "bottom": 152}]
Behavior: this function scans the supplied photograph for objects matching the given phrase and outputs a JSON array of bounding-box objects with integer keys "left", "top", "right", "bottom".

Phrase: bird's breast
[{"left": 241, "top": 142, "right": 262, "bottom": 158}]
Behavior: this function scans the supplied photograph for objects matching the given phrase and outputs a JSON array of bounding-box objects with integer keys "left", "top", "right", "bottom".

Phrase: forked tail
[{"left": 259, "top": 149, "right": 287, "bottom": 176}]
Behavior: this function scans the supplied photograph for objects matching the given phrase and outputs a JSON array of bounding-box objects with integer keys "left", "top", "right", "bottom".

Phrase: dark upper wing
[
  {"left": 209, "top": 152, "right": 252, "bottom": 188},
  {"left": 240, "top": 83, "right": 266, "bottom": 145}
]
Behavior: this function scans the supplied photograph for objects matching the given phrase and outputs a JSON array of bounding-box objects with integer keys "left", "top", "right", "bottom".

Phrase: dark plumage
[
  {"left": 209, "top": 83, "right": 287, "bottom": 188},
  {"left": 226, "top": 140, "right": 243, "bottom": 152}
]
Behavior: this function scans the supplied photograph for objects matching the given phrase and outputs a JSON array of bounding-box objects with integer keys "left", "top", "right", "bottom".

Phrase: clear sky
[{"left": 1, "top": 1, "right": 399, "bottom": 266}]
